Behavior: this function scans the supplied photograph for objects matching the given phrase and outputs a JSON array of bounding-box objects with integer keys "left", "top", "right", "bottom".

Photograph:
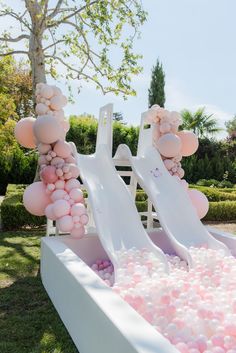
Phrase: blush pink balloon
[
  {"left": 163, "top": 159, "right": 175, "bottom": 170},
  {"left": 40, "top": 165, "right": 58, "bottom": 184},
  {"left": 45, "top": 203, "right": 57, "bottom": 220},
  {"left": 57, "top": 215, "right": 74, "bottom": 232},
  {"left": 40, "top": 85, "right": 54, "bottom": 99},
  {"left": 80, "top": 214, "right": 88, "bottom": 225},
  {"left": 53, "top": 140, "right": 72, "bottom": 158},
  {"left": 52, "top": 199, "right": 70, "bottom": 218},
  {"left": 33, "top": 115, "right": 63, "bottom": 144},
  {"left": 61, "top": 120, "right": 70, "bottom": 133},
  {"left": 14, "top": 117, "right": 36, "bottom": 149},
  {"left": 70, "top": 226, "right": 85, "bottom": 238},
  {"left": 177, "top": 130, "right": 199, "bottom": 157},
  {"left": 38, "top": 143, "right": 51, "bottom": 154},
  {"left": 156, "top": 133, "right": 181, "bottom": 158},
  {"left": 69, "top": 165, "right": 80, "bottom": 179},
  {"left": 50, "top": 95, "right": 67, "bottom": 110},
  {"left": 51, "top": 157, "right": 65, "bottom": 166},
  {"left": 69, "top": 188, "right": 83, "bottom": 202},
  {"left": 65, "top": 178, "right": 81, "bottom": 192},
  {"left": 54, "top": 180, "right": 65, "bottom": 189},
  {"left": 23, "top": 181, "right": 51, "bottom": 216},
  {"left": 35, "top": 103, "right": 48, "bottom": 115},
  {"left": 188, "top": 189, "right": 209, "bottom": 219},
  {"left": 160, "top": 122, "right": 171, "bottom": 134},
  {"left": 38, "top": 155, "right": 48, "bottom": 166},
  {"left": 65, "top": 156, "right": 76, "bottom": 164},
  {"left": 53, "top": 110, "right": 65, "bottom": 121},
  {"left": 51, "top": 189, "right": 68, "bottom": 202},
  {"left": 71, "top": 203, "right": 86, "bottom": 216},
  {"left": 51, "top": 86, "right": 62, "bottom": 96}
]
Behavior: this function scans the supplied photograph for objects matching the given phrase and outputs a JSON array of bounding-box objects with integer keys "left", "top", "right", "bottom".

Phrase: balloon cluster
[
  {"left": 14, "top": 83, "right": 88, "bottom": 238},
  {"left": 145, "top": 105, "right": 209, "bottom": 219}
]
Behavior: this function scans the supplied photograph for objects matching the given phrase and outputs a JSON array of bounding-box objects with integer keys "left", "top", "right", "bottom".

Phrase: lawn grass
[{"left": 0, "top": 230, "right": 78, "bottom": 353}]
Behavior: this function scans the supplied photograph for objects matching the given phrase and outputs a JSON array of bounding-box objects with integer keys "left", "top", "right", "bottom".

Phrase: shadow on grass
[{"left": 0, "top": 231, "right": 78, "bottom": 353}]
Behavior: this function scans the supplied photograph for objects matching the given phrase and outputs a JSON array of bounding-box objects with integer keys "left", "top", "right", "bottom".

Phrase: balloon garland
[
  {"left": 14, "top": 83, "right": 88, "bottom": 238},
  {"left": 145, "top": 105, "right": 209, "bottom": 219}
]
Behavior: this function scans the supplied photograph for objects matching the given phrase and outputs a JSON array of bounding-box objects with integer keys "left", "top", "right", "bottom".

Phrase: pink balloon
[
  {"left": 40, "top": 165, "right": 58, "bottom": 184},
  {"left": 69, "top": 188, "right": 83, "bottom": 202},
  {"left": 65, "top": 155, "right": 76, "bottom": 164},
  {"left": 33, "top": 115, "right": 63, "bottom": 144},
  {"left": 70, "top": 226, "right": 85, "bottom": 238},
  {"left": 14, "top": 117, "right": 36, "bottom": 149},
  {"left": 35, "top": 103, "right": 48, "bottom": 115},
  {"left": 53, "top": 140, "right": 72, "bottom": 159},
  {"left": 71, "top": 203, "right": 86, "bottom": 216},
  {"left": 50, "top": 95, "right": 67, "bottom": 110},
  {"left": 53, "top": 110, "right": 65, "bottom": 121},
  {"left": 156, "top": 133, "right": 181, "bottom": 158},
  {"left": 188, "top": 189, "right": 209, "bottom": 219},
  {"left": 23, "top": 182, "right": 51, "bottom": 216},
  {"left": 177, "top": 167, "right": 185, "bottom": 179},
  {"left": 45, "top": 203, "right": 57, "bottom": 220},
  {"left": 65, "top": 178, "right": 81, "bottom": 192},
  {"left": 55, "top": 180, "right": 65, "bottom": 189},
  {"left": 38, "top": 155, "right": 48, "bottom": 166},
  {"left": 160, "top": 122, "right": 171, "bottom": 134},
  {"left": 40, "top": 85, "right": 54, "bottom": 99},
  {"left": 53, "top": 199, "right": 71, "bottom": 218},
  {"left": 163, "top": 159, "right": 175, "bottom": 170},
  {"left": 57, "top": 215, "right": 74, "bottom": 232},
  {"left": 69, "top": 165, "right": 80, "bottom": 179},
  {"left": 61, "top": 120, "right": 70, "bottom": 133},
  {"left": 38, "top": 143, "right": 51, "bottom": 154},
  {"left": 51, "top": 157, "right": 65, "bottom": 166},
  {"left": 51, "top": 189, "right": 68, "bottom": 202},
  {"left": 80, "top": 214, "right": 88, "bottom": 225},
  {"left": 177, "top": 131, "right": 199, "bottom": 157},
  {"left": 51, "top": 86, "right": 62, "bottom": 96}
]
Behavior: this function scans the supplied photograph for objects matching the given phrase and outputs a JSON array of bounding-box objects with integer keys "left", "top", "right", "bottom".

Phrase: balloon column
[
  {"left": 145, "top": 105, "right": 209, "bottom": 219},
  {"left": 14, "top": 83, "right": 88, "bottom": 238}
]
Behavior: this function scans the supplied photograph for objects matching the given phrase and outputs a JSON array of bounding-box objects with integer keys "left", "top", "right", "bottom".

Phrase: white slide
[
  {"left": 76, "top": 144, "right": 169, "bottom": 275},
  {"left": 119, "top": 143, "right": 230, "bottom": 265}
]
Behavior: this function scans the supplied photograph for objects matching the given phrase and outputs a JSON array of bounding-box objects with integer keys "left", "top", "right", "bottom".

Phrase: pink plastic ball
[
  {"left": 40, "top": 165, "right": 58, "bottom": 184},
  {"left": 71, "top": 203, "right": 86, "bottom": 216},
  {"left": 23, "top": 182, "right": 51, "bottom": 216},
  {"left": 65, "top": 178, "right": 81, "bottom": 192},
  {"left": 33, "top": 115, "right": 63, "bottom": 144},
  {"left": 156, "top": 133, "right": 182, "bottom": 158},
  {"left": 51, "top": 189, "right": 68, "bottom": 202},
  {"left": 188, "top": 189, "right": 209, "bottom": 219},
  {"left": 35, "top": 103, "right": 48, "bottom": 115},
  {"left": 70, "top": 227, "right": 85, "bottom": 238},
  {"left": 69, "top": 188, "right": 83, "bottom": 202},
  {"left": 52, "top": 199, "right": 70, "bottom": 218},
  {"left": 40, "top": 85, "right": 54, "bottom": 99},
  {"left": 14, "top": 117, "right": 36, "bottom": 149},
  {"left": 53, "top": 140, "right": 72, "bottom": 159},
  {"left": 57, "top": 215, "right": 74, "bottom": 232},
  {"left": 45, "top": 203, "right": 57, "bottom": 220},
  {"left": 178, "top": 130, "right": 199, "bottom": 157}
]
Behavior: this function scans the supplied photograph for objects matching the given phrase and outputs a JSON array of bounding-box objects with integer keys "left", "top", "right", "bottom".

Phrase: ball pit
[{"left": 91, "top": 248, "right": 236, "bottom": 353}]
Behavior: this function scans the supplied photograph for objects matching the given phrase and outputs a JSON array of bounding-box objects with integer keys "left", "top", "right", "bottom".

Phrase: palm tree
[{"left": 180, "top": 107, "right": 222, "bottom": 137}]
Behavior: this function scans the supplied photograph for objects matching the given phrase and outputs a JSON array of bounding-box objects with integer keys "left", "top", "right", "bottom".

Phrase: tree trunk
[{"left": 29, "top": 33, "right": 46, "bottom": 92}]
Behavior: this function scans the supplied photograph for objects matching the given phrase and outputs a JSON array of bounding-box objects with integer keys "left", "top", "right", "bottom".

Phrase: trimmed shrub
[
  {"left": 190, "top": 186, "right": 236, "bottom": 202},
  {"left": 204, "top": 201, "right": 236, "bottom": 222}
]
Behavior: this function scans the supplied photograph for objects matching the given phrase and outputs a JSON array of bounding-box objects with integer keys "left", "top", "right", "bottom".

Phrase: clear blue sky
[{"left": 1, "top": 0, "right": 235, "bottom": 137}]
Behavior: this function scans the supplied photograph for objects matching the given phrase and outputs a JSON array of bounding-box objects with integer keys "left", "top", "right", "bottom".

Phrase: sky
[{"left": 0, "top": 0, "right": 235, "bottom": 138}]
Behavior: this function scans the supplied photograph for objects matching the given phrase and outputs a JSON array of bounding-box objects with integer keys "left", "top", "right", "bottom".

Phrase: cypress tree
[{"left": 148, "top": 59, "right": 166, "bottom": 108}]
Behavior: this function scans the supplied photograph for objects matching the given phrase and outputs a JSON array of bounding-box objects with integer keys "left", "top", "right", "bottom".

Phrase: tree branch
[
  {"left": 0, "top": 50, "right": 28, "bottom": 57},
  {"left": 0, "top": 34, "right": 29, "bottom": 42},
  {"left": 47, "top": 0, "right": 64, "bottom": 20},
  {"left": 0, "top": 10, "right": 32, "bottom": 32}
]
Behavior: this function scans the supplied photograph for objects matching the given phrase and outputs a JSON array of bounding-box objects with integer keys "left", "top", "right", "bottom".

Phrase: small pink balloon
[
  {"left": 69, "top": 188, "right": 83, "bottom": 202},
  {"left": 53, "top": 199, "right": 71, "bottom": 218},
  {"left": 14, "top": 117, "right": 36, "bottom": 149},
  {"left": 53, "top": 140, "right": 71, "bottom": 159},
  {"left": 23, "top": 181, "right": 51, "bottom": 216},
  {"left": 35, "top": 103, "right": 48, "bottom": 115},
  {"left": 177, "top": 167, "right": 185, "bottom": 179},
  {"left": 51, "top": 86, "right": 62, "bottom": 96},
  {"left": 51, "top": 189, "right": 68, "bottom": 202},
  {"left": 33, "top": 115, "right": 63, "bottom": 144},
  {"left": 51, "top": 157, "right": 65, "bottom": 166},
  {"left": 163, "top": 159, "right": 175, "bottom": 170},
  {"left": 71, "top": 203, "right": 86, "bottom": 216},
  {"left": 57, "top": 215, "right": 74, "bottom": 232},
  {"left": 40, "top": 165, "right": 58, "bottom": 184},
  {"left": 50, "top": 95, "right": 67, "bottom": 110},
  {"left": 72, "top": 215, "right": 81, "bottom": 223},
  {"left": 38, "top": 155, "right": 48, "bottom": 166},
  {"left": 177, "top": 130, "right": 199, "bottom": 157},
  {"left": 56, "top": 168, "right": 63, "bottom": 177},
  {"left": 160, "top": 122, "right": 171, "bottom": 134},
  {"left": 64, "top": 172, "right": 72, "bottom": 180},
  {"left": 38, "top": 143, "right": 51, "bottom": 154},
  {"left": 70, "top": 226, "right": 85, "bottom": 238},
  {"left": 80, "top": 214, "right": 88, "bottom": 225},
  {"left": 188, "top": 189, "right": 209, "bottom": 219},
  {"left": 45, "top": 203, "right": 57, "bottom": 220},
  {"left": 47, "top": 183, "right": 55, "bottom": 191},
  {"left": 156, "top": 133, "right": 182, "bottom": 158},
  {"left": 40, "top": 85, "right": 54, "bottom": 99},
  {"left": 65, "top": 155, "right": 76, "bottom": 164},
  {"left": 65, "top": 178, "right": 81, "bottom": 192},
  {"left": 55, "top": 180, "right": 65, "bottom": 189},
  {"left": 69, "top": 164, "right": 80, "bottom": 179}
]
